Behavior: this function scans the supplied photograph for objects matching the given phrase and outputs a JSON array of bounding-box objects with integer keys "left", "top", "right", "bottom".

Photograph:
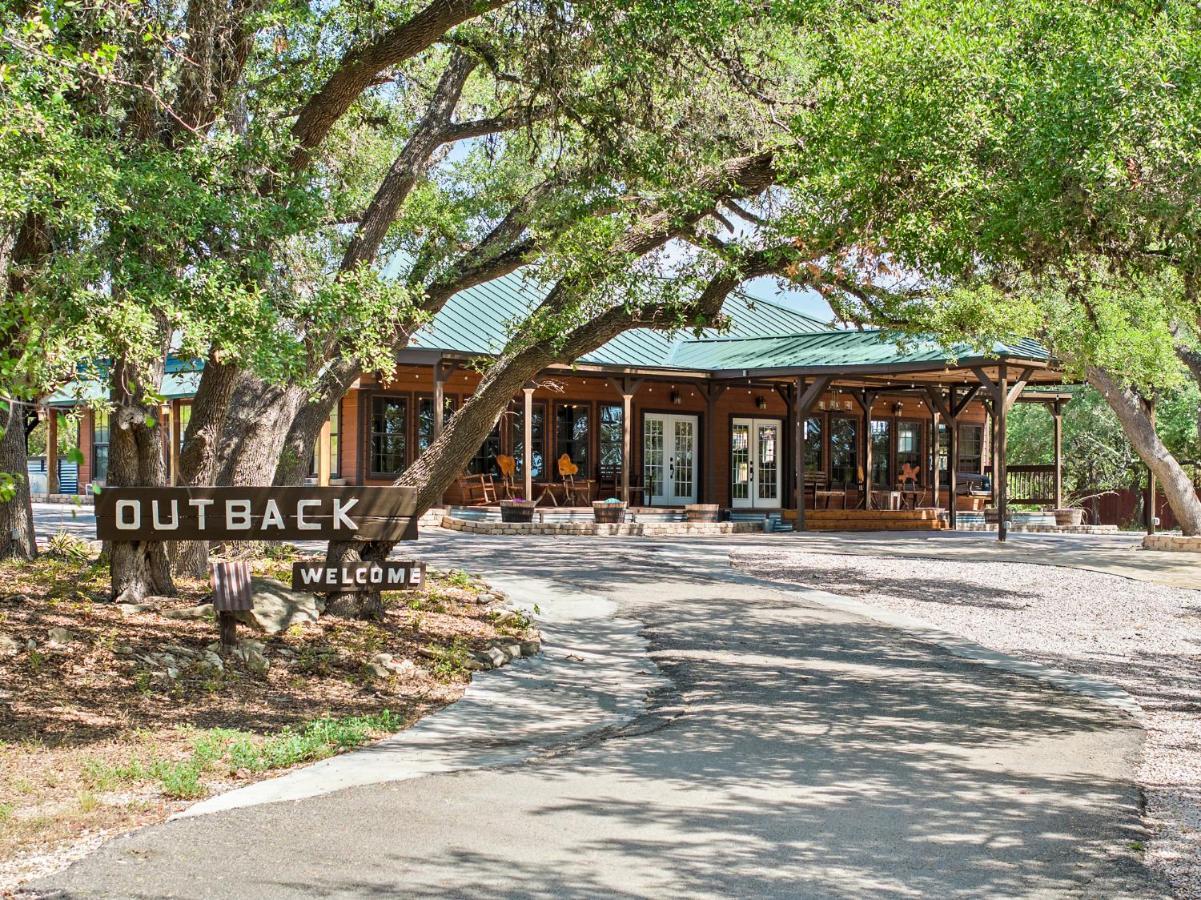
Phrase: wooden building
[{"left": 45, "top": 274, "right": 1069, "bottom": 534}]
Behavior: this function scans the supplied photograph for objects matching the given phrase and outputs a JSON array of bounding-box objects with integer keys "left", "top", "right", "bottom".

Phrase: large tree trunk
[
  {"left": 0, "top": 399, "right": 37, "bottom": 561},
  {"left": 274, "top": 360, "right": 362, "bottom": 486},
  {"left": 108, "top": 354, "right": 175, "bottom": 601},
  {"left": 1177, "top": 344, "right": 1201, "bottom": 451},
  {"left": 170, "top": 354, "right": 242, "bottom": 576},
  {"left": 1088, "top": 365, "right": 1201, "bottom": 535},
  {"left": 216, "top": 374, "right": 308, "bottom": 487}
]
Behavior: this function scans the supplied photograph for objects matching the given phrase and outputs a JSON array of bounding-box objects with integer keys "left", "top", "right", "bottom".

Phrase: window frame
[
  {"left": 367, "top": 394, "right": 409, "bottom": 478},
  {"left": 553, "top": 401, "right": 592, "bottom": 479}
]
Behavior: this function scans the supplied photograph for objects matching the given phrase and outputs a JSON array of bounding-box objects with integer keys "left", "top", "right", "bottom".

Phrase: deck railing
[{"left": 986, "top": 464, "right": 1057, "bottom": 506}]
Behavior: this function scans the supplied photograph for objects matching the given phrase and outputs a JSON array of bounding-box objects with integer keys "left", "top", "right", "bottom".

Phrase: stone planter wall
[{"left": 1143, "top": 534, "right": 1201, "bottom": 553}]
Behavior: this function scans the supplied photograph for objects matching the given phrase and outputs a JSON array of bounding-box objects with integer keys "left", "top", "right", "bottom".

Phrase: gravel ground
[{"left": 732, "top": 548, "right": 1201, "bottom": 899}]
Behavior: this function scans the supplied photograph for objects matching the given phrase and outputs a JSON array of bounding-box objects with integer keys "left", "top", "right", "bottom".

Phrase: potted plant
[
  {"left": 685, "top": 503, "right": 720, "bottom": 523},
  {"left": 593, "top": 498, "right": 627, "bottom": 523},
  {"left": 1052, "top": 507, "right": 1084, "bottom": 527},
  {"left": 499, "top": 498, "right": 535, "bottom": 523}
]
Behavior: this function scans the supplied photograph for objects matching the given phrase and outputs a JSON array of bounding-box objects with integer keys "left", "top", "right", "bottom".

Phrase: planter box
[
  {"left": 499, "top": 501, "right": 535, "bottom": 523},
  {"left": 593, "top": 501, "right": 627, "bottom": 524},
  {"left": 685, "top": 503, "right": 720, "bottom": 523},
  {"left": 1053, "top": 508, "right": 1084, "bottom": 527}
]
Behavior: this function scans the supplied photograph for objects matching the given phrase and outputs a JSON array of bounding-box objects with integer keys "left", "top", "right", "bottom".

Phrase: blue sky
[{"left": 741, "top": 276, "right": 834, "bottom": 324}]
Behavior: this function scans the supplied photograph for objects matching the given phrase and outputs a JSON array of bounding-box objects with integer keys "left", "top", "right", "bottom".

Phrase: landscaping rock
[
  {"left": 473, "top": 646, "right": 508, "bottom": 670},
  {"left": 0, "top": 632, "right": 20, "bottom": 657},
  {"left": 46, "top": 627, "right": 74, "bottom": 647},
  {"left": 118, "top": 602, "right": 154, "bottom": 617},
  {"left": 368, "top": 652, "right": 419, "bottom": 678},
  {"left": 233, "top": 579, "right": 323, "bottom": 634},
  {"left": 4, "top": 593, "right": 30, "bottom": 605},
  {"left": 162, "top": 603, "right": 214, "bottom": 621},
  {"left": 232, "top": 639, "right": 270, "bottom": 675},
  {"left": 197, "top": 651, "right": 224, "bottom": 676},
  {"left": 519, "top": 639, "right": 542, "bottom": 657}
]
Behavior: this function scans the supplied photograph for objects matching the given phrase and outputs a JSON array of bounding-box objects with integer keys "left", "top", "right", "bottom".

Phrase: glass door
[
  {"left": 731, "top": 417, "right": 782, "bottom": 508},
  {"left": 644, "top": 413, "right": 698, "bottom": 505}
]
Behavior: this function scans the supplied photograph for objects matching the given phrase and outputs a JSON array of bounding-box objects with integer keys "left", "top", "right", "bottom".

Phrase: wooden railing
[{"left": 986, "top": 464, "right": 1057, "bottom": 505}]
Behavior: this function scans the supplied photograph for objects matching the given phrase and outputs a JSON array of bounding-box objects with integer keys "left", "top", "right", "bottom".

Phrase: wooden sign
[
  {"left": 211, "top": 561, "right": 253, "bottom": 648},
  {"left": 96, "top": 486, "right": 418, "bottom": 542},
  {"left": 291, "top": 560, "right": 425, "bottom": 593}
]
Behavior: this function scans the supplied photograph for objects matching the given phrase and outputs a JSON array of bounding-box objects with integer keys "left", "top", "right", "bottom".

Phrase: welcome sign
[
  {"left": 291, "top": 560, "right": 425, "bottom": 592},
  {"left": 96, "top": 486, "right": 418, "bottom": 542}
]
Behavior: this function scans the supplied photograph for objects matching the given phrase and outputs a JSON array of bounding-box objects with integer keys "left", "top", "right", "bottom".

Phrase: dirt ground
[{"left": 0, "top": 540, "right": 535, "bottom": 889}]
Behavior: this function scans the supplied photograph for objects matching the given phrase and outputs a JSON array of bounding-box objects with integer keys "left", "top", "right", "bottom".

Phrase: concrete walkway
[{"left": 30, "top": 529, "right": 1167, "bottom": 898}]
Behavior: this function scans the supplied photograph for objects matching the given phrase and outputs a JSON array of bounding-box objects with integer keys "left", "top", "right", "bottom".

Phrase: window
[
  {"left": 93, "top": 409, "right": 110, "bottom": 483},
  {"left": 896, "top": 420, "right": 923, "bottom": 482},
  {"left": 555, "top": 403, "right": 589, "bottom": 477},
  {"left": 829, "top": 416, "right": 859, "bottom": 485},
  {"left": 509, "top": 401, "right": 546, "bottom": 480},
  {"left": 417, "top": 395, "right": 455, "bottom": 455},
  {"left": 468, "top": 422, "right": 501, "bottom": 476},
  {"left": 870, "top": 419, "right": 891, "bottom": 487},
  {"left": 599, "top": 404, "right": 623, "bottom": 473},
  {"left": 308, "top": 400, "right": 342, "bottom": 479},
  {"left": 959, "top": 423, "right": 984, "bottom": 473},
  {"left": 803, "top": 415, "right": 824, "bottom": 472},
  {"left": 370, "top": 396, "right": 407, "bottom": 476}
]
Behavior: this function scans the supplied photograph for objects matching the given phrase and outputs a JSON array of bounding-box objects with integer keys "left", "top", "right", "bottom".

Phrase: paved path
[{"left": 29, "top": 526, "right": 1167, "bottom": 898}]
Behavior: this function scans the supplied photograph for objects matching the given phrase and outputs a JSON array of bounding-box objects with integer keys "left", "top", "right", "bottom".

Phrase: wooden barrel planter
[
  {"left": 499, "top": 500, "right": 535, "bottom": 523},
  {"left": 685, "top": 503, "right": 720, "bottom": 523},
  {"left": 1053, "top": 508, "right": 1084, "bottom": 527},
  {"left": 592, "top": 500, "right": 627, "bottom": 523}
]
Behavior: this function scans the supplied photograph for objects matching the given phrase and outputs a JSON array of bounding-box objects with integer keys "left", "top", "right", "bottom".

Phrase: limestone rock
[
  {"left": 519, "top": 639, "right": 542, "bottom": 657},
  {"left": 368, "top": 652, "right": 419, "bottom": 678},
  {"left": 473, "top": 646, "right": 508, "bottom": 670},
  {"left": 118, "top": 602, "right": 154, "bottom": 618},
  {"left": 162, "top": 603, "right": 214, "bottom": 621},
  {"left": 197, "top": 651, "right": 225, "bottom": 676},
  {"left": 232, "top": 639, "right": 270, "bottom": 675},
  {"left": 0, "top": 633, "right": 20, "bottom": 657},
  {"left": 46, "top": 627, "right": 74, "bottom": 647},
  {"left": 233, "top": 579, "right": 323, "bottom": 634}
]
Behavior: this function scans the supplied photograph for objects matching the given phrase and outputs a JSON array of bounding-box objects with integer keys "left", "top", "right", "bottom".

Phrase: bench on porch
[{"left": 456, "top": 473, "right": 497, "bottom": 506}]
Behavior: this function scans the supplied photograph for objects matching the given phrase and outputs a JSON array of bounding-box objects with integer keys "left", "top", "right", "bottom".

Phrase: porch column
[
  {"left": 523, "top": 386, "right": 534, "bottom": 502},
  {"left": 1052, "top": 400, "right": 1064, "bottom": 510},
  {"left": 792, "top": 375, "right": 832, "bottom": 531},
  {"left": 317, "top": 416, "right": 332, "bottom": 486},
  {"left": 700, "top": 384, "right": 728, "bottom": 505},
  {"left": 1144, "top": 397, "right": 1157, "bottom": 534},
  {"left": 853, "top": 390, "right": 877, "bottom": 510},
  {"left": 996, "top": 364, "right": 1009, "bottom": 542},
  {"left": 45, "top": 408, "right": 58, "bottom": 495},
  {"left": 164, "top": 405, "right": 176, "bottom": 485},
  {"left": 433, "top": 360, "right": 454, "bottom": 440},
  {"left": 930, "top": 408, "right": 940, "bottom": 510},
  {"left": 947, "top": 388, "right": 958, "bottom": 530}
]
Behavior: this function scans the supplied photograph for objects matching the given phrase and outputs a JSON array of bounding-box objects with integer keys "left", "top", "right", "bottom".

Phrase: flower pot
[
  {"left": 592, "top": 500, "right": 627, "bottom": 524},
  {"left": 1053, "top": 508, "right": 1084, "bottom": 527},
  {"left": 685, "top": 503, "right": 720, "bottom": 523},
  {"left": 499, "top": 501, "right": 535, "bottom": 523}
]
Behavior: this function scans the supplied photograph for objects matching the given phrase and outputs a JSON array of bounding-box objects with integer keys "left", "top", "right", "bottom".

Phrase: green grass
[
  {"left": 81, "top": 711, "right": 403, "bottom": 801},
  {"left": 0, "top": 802, "right": 13, "bottom": 822}
]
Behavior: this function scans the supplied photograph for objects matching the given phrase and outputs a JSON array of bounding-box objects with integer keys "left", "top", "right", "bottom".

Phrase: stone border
[
  {"left": 441, "top": 516, "right": 762, "bottom": 537},
  {"left": 957, "top": 523, "right": 1119, "bottom": 535},
  {"left": 1143, "top": 533, "right": 1201, "bottom": 553}
]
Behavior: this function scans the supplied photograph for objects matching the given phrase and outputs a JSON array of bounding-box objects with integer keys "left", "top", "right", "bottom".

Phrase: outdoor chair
[
  {"left": 456, "top": 473, "right": 497, "bottom": 506},
  {"left": 557, "top": 453, "right": 593, "bottom": 505},
  {"left": 496, "top": 454, "right": 518, "bottom": 499}
]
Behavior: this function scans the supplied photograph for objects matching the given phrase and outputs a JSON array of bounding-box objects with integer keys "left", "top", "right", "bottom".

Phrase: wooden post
[
  {"left": 46, "top": 408, "right": 59, "bottom": 495},
  {"left": 930, "top": 409, "right": 940, "bottom": 510},
  {"left": 794, "top": 377, "right": 807, "bottom": 531},
  {"left": 317, "top": 417, "right": 332, "bottom": 486},
  {"left": 164, "top": 405, "right": 176, "bottom": 486},
  {"left": 433, "top": 361, "right": 447, "bottom": 440},
  {"left": 522, "top": 386, "right": 534, "bottom": 502},
  {"left": 791, "top": 376, "right": 832, "bottom": 531},
  {"left": 997, "top": 364, "right": 1009, "bottom": 543},
  {"left": 853, "top": 391, "right": 877, "bottom": 510},
  {"left": 211, "top": 561, "right": 253, "bottom": 650},
  {"left": 1144, "top": 397, "right": 1157, "bottom": 534},
  {"left": 948, "top": 387, "right": 958, "bottom": 530},
  {"left": 621, "top": 391, "right": 632, "bottom": 504},
  {"left": 1052, "top": 400, "right": 1064, "bottom": 511}
]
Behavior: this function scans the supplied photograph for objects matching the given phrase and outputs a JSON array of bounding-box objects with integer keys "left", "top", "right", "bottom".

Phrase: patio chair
[
  {"left": 557, "top": 453, "right": 593, "bottom": 505},
  {"left": 496, "top": 454, "right": 518, "bottom": 499},
  {"left": 455, "top": 473, "right": 497, "bottom": 506}
]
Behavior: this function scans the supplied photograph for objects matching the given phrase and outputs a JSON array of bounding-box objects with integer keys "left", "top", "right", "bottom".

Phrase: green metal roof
[
  {"left": 410, "top": 271, "right": 833, "bottom": 367},
  {"left": 45, "top": 361, "right": 201, "bottom": 406},
  {"left": 667, "top": 331, "right": 1049, "bottom": 373}
]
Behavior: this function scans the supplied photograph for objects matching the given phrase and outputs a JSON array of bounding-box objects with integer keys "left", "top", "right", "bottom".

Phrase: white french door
[
  {"left": 731, "top": 417, "right": 783, "bottom": 509},
  {"left": 644, "top": 413, "right": 698, "bottom": 506}
]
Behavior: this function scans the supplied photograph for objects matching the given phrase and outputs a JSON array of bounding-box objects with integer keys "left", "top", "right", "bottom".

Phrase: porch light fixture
[
  {"left": 670, "top": 389, "right": 682, "bottom": 405},
  {"left": 755, "top": 396, "right": 767, "bottom": 409},
  {"left": 892, "top": 402, "right": 904, "bottom": 416}
]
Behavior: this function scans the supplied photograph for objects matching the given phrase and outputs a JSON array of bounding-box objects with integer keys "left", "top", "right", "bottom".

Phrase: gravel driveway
[{"left": 732, "top": 547, "right": 1201, "bottom": 898}]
